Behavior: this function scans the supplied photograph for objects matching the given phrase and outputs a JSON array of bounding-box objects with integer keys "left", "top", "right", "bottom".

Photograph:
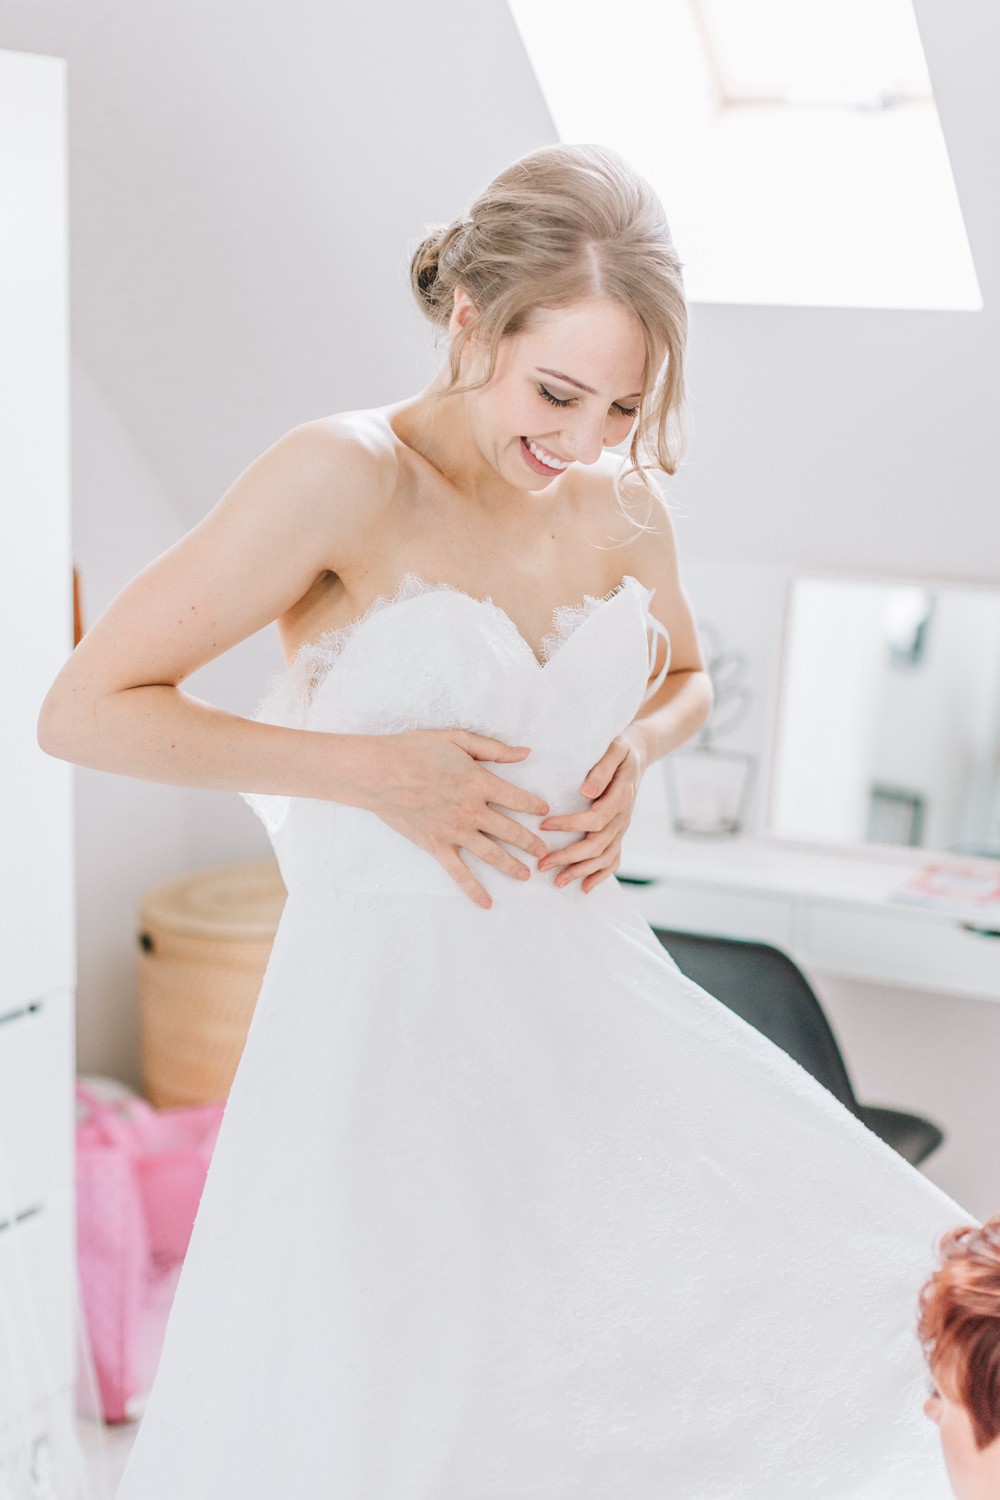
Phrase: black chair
[{"left": 650, "top": 926, "right": 944, "bottom": 1168}]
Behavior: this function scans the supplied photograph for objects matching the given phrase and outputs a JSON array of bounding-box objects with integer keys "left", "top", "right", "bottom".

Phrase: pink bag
[{"left": 75, "top": 1080, "right": 225, "bottom": 1422}]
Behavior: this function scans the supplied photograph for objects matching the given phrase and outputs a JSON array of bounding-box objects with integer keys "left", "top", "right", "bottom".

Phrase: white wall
[{"left": 68, "top": 359, "right": 193, "bottom": 1080}]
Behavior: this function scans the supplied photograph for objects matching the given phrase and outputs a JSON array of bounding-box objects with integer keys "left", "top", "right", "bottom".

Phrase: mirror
[{"left": 769, "top": 573, "right": 1000, "bottom": 858}]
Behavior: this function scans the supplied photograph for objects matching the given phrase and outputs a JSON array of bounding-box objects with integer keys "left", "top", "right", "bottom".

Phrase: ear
[{"left": 449, "top": 283, "right": 479, "bottom": 339}]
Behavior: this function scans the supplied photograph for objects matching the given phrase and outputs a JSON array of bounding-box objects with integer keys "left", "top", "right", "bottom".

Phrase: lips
[
  {"left": 520, "top": 436, "right": 570, "bottom": 472},
  {"left": 531, "top": 440, "right": 568, "bottom": 465}
]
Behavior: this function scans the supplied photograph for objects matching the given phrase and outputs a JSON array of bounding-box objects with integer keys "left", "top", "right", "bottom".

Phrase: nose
[{"left": 560, "top": 414, "right": 613, "bottom": 467}]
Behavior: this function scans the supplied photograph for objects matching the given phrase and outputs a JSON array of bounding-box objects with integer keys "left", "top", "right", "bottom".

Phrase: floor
[{"left": 74, "top": 1416, "right": 138, "bottom": 1499}]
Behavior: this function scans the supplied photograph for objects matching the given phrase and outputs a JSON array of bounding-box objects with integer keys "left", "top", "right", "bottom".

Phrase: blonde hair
[{"left": 408, "top": 143, "right": 689, "bottom": 526}]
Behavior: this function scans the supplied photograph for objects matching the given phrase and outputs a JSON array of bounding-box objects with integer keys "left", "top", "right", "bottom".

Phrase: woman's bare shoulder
[
  {"left": 283, "top": 410, "right": 400, "bottom": 556},
  {"left": 38, "top": 413, "right": 401, "bottom": 709},
  {"left": 576, "top": 454, "right": 679, "bottom": 589}
]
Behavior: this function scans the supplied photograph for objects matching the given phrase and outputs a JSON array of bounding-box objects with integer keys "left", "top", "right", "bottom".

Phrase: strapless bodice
[{"left": 239, "top": 572, "right": 670, "bottom": 900}]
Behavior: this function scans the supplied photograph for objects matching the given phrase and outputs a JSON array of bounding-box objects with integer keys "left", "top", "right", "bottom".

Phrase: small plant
[
  {"left": 664, "top": 619, "right": 757, "bottom": 836},
  {"left": 692, "top": 620, "right": 752, "bottom": 752}
]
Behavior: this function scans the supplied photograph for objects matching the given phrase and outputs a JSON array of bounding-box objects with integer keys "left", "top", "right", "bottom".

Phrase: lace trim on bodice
[
  {"left": 252, "top": 571, "right": 664, "bottom": 728},
  {"left": 240, "top": 571, "right": 670, "bottom": 837}
]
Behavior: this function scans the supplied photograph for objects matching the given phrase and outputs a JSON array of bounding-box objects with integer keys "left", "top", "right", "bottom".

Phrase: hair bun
[
  {"left": 409, "top": 225, "right": 450, "bottom": 316},
  {"left": 409, "top": 220, "right": 470, "bottom": 322}
]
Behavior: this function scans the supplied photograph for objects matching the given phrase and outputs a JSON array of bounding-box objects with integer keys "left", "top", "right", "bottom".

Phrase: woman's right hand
[{"left": 357, "top": 728, "right": 551, "bottom": 909}]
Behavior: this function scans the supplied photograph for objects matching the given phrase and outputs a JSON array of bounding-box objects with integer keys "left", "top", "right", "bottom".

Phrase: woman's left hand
[{"left": 536, "top": 731, "right": 645, "bottom": 893}]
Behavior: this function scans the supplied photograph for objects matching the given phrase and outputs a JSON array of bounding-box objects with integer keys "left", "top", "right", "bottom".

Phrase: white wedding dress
[{"left": 113, "top": 571, "right": 975, "bottom": 1499}]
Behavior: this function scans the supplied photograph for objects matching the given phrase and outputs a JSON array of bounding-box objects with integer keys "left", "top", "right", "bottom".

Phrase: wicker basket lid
[{"left": 139, "top": 859, "right": 287, "bottom": 940}]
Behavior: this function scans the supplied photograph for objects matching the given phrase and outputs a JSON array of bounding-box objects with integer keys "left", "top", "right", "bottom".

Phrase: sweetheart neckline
[
  {"left": 288, "top": 570, "right": 651, "bottom": 674},
  {"left": 243, "top": 571, "right": 672, "bottom": 835}
]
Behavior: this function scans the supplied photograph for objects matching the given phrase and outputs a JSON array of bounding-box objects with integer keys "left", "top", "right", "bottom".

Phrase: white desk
[{"left": 618, "top": 828, "right": 1000, "bottom": 1002}]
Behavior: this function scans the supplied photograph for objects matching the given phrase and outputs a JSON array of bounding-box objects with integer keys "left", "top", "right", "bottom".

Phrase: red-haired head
[{"left": 918, "top": 1212, "right": 1000, "bottom": 1499}]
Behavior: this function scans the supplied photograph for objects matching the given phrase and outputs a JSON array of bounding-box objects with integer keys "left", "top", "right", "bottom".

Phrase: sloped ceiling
[
  {"left": 0, "top": 0, "right": 555, "bottom": 521},
  {"left": 1, "top": 0, "right": 998, "bottom": 576}
]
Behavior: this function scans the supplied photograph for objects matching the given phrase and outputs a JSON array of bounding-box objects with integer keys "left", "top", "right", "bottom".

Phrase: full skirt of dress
[{"left": 113, "top": 871, "right": 970, "bottom": 1500}]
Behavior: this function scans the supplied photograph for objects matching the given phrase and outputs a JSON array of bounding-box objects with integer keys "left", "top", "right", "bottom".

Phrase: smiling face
[
  {"left": 453, "top": 292, "right": 649, "bottom": 490},
  {"left": 924, "top": 1364, "right": 1000, "bottom": 1498}
]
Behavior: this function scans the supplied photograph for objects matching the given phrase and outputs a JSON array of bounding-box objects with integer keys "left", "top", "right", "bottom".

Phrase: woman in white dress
[{"left": 40, "top": 142, "right": 977, "bottom": 1498}]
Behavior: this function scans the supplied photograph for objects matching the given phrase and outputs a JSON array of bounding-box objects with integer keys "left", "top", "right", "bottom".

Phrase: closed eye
[{"left": 538, "top": 384, "right": 639, "bottom": 419}]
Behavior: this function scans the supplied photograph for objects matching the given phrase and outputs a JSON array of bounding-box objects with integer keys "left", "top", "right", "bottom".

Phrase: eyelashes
[{"left": 538, "top": 385, "right": 639, "bottom": 419}]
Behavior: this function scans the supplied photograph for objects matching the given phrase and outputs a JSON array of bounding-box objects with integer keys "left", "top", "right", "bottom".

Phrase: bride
[{"left": 40, "top": 143, "right": 976, "bottom": 1497}]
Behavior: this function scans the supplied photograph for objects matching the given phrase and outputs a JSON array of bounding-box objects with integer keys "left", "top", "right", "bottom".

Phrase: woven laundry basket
[{"left": 137, "top": 859, "right": 287, "bottom": 1107}]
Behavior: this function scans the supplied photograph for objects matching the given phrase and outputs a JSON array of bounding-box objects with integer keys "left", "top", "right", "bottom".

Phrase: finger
[
  {"left": 480, "top": 810, "right": 549, "bottom": 860},
  {"left": 539, "top": 836, "right": 595, "bottom": 871},
  {"left": 541, "top": 803, "right": 629, "bottom": 836},
  {"left": 454, "top": 731, "right": 533, "bottom": 763},
  {"left": 435, "top": 846, "right": 493, "bottom": 909},
  {"left": 579, "top": 765, "right": 602, "bottom": 797},
  {"left": 467, "top": 831, "right": 534, "bottom": 883},
  {"left": 581, "top": 746, "right": 625, "bottom": 798},
  {"left": 581, "top": 768, "right": 614, "bottom": 798},
  {"left": 541, "top": 833, "right": 611, "bottom": 874},
  {"left": 554, "top": 853, "right": 613, "bottom": 888},
  {"left": 539, "top": 809, "right": 607, "bottom": 833},
  {"left": 481, "top": 769, "right": 550, "bottom": 817},
  {"left": 581, "top": 863, "right": 618, "bottom": 894}
]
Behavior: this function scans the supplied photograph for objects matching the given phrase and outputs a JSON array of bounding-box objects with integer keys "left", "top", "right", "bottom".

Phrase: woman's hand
[
  {"left": 361, "top": 728, "right": 551, "bottom": 909},
  {"left": 536, "top": 731, "right": 646, "bottom": 894}
]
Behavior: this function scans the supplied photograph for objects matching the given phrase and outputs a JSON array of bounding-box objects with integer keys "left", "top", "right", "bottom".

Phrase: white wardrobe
[{"left": 0, "top": 47, "right": 79, "bottom": 1499}]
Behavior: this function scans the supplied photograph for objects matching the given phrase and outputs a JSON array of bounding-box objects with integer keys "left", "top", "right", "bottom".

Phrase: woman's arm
[
  {"left": 621, "top": 496, "right": 713, "bottom": 776},
  {"left": 36, "top": 420, "right": 551, "bottom": 909},
  {"left": 36, "top": 419, "right": 394, "bottom": 806}
]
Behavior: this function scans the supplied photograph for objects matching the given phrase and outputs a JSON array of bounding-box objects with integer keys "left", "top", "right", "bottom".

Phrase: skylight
[{"left": 506, "top": 0, "right": 982, "bottom": 311}]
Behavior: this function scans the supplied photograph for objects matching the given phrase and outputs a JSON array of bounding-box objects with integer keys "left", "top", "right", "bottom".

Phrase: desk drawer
[
  {"left": 0, "top": 1191, "right": 75, "bottom": 1414},
  {"left": 623, "top": 879, "right": 796, "bottom": 949},
  {"left": 799, "top": 903, "right": 1000, "bottom": 1000},
  {"left": 0, "top": 988, "right": 74, "bottom": 1217}
]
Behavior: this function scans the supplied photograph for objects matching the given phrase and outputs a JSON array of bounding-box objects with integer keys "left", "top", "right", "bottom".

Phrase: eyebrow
[{"left": 536, "top": 367, "right": 643, "bottom": 401}]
